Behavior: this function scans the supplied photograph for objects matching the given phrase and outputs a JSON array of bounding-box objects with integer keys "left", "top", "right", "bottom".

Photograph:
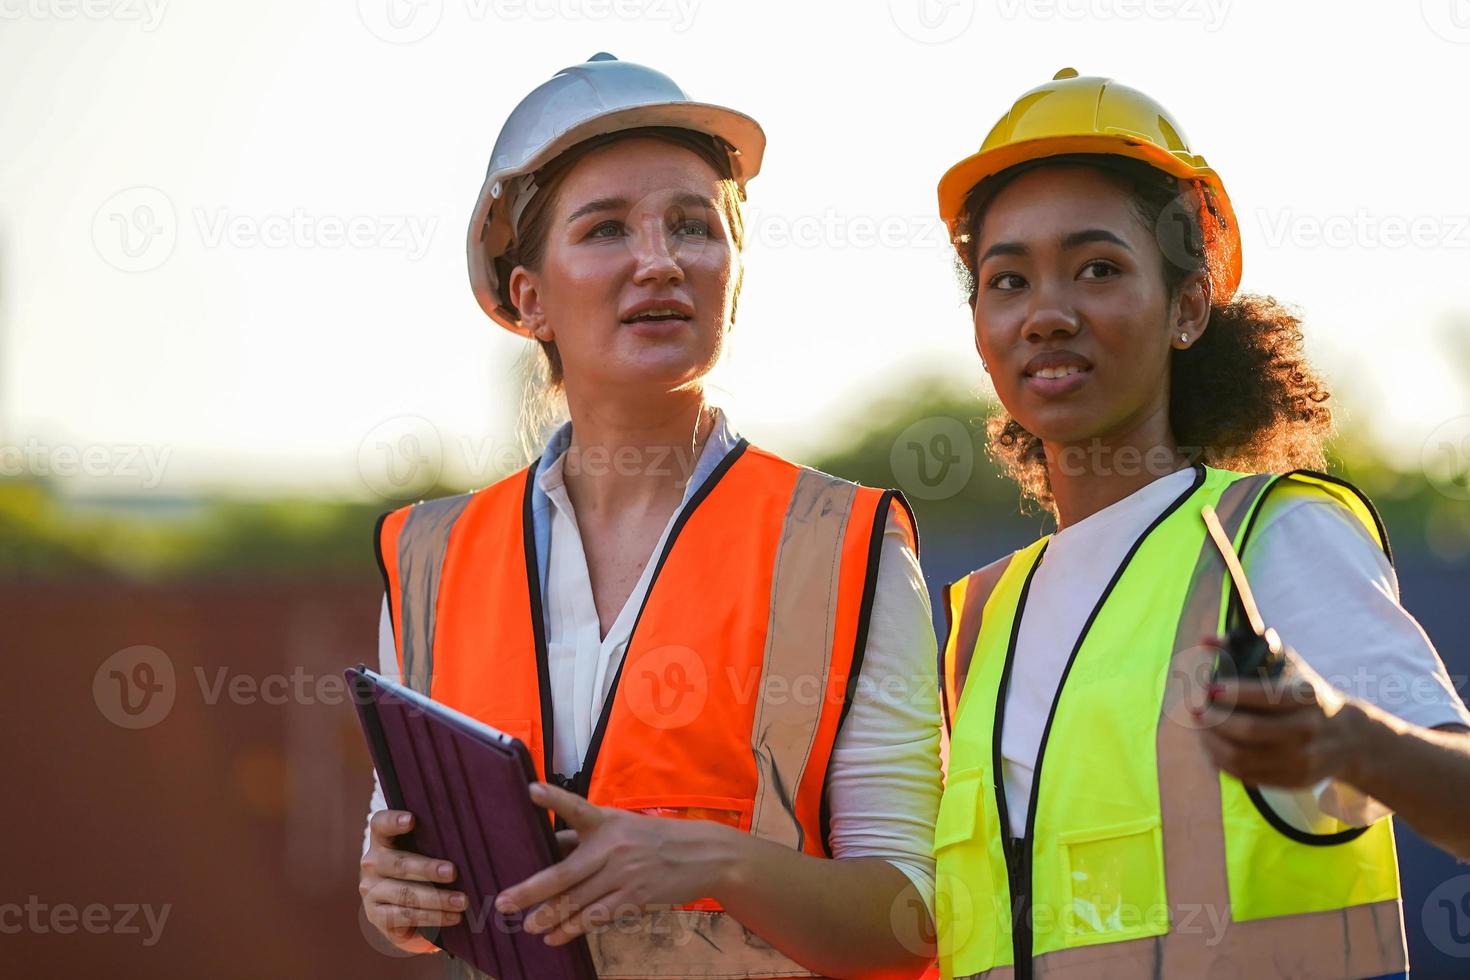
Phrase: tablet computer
[{"left": 346, "top": 664, "right": 598, "bottom": 980}]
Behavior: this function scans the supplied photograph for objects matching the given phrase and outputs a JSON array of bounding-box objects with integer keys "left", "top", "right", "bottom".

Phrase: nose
[
  {"left": 1022, "top": 283, "right": 1081, "bottom": 343},
  {"left": 630, "top": 213, "right": 684, "bottom": 287}
]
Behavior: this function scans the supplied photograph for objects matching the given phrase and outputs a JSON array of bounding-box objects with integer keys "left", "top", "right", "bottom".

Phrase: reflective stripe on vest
[
  {"left": 935, "top": 465, "right": 1406, "bottom": 980},
  {"left": 374, "top": 439, "right": 916, "bottom": 980}
]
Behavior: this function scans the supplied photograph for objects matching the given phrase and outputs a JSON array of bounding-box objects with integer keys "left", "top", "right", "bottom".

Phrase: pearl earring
[{"left": 1179, "top": 332, "right": 1190, "bottom": 345}]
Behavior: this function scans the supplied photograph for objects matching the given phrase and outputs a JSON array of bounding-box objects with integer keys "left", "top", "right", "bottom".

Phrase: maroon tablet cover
[{"left": 347, "top": 665, "right": 598, "bottom": 980}]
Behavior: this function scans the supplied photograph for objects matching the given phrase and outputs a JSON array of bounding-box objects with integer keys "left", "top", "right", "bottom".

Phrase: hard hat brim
[
  {"left": 468, "top": 101, "right": 766, "bottom": 336},
  {"left": 937, "top": 133, "right": 1241, "bottom": 303}
]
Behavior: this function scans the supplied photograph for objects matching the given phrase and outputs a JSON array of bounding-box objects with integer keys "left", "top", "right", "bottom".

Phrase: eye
[
  {"left": 986, "top": 271, "right": 1027, "bottom": 291},
  {"left": 1078, "top": 259, "right": 1119, "bottom": 280},
  {"left": 670, "top": 214, "right": 711, "bottom": 238},
  {"left": 586, "top": 219, "right": 624, "bottom": 239}
]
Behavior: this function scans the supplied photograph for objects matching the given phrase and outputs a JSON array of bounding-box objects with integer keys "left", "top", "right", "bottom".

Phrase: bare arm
[
  {"left": 1339, "top": 706, "right": 1470, "bottom": 859},
  {"left": 498, "top": 783, "right": 933, "bottom": 980},
  {"left": 1199, "top": 652, "right": 1470, "bottom": 861},
  {"left": 711, "top": 826, "right": 933, "bottom": 979}
]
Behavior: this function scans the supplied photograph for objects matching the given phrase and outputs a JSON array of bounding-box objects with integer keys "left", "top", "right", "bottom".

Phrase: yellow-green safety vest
[{"left": 935, "top": 465, "right": 1407, "bottom": 979}]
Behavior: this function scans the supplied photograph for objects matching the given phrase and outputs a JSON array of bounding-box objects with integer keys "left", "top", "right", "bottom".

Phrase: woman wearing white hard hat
[
  {"left": 358, "top": 54, "right": 942, "bottom": 979},
  {"left": 931, "top": 68, "right": 1470, "bottom": 979}
]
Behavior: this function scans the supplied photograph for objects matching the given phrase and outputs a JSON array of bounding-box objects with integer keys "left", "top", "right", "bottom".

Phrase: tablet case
[{"left": 347, "top": 664, "right": 598, "bottom": 980}]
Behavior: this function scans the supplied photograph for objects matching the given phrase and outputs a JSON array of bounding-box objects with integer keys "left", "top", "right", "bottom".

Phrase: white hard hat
[{"left": 467, "top": 52, "right": 767, "bottom": 335}]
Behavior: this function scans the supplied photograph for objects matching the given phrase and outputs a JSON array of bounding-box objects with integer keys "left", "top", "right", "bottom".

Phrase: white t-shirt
[
  {"left": 999, "top": 467, "right": 1470, "bottom": 838},
  {"left": 366, "top": 439, "right": 943, "bottom": 914}
]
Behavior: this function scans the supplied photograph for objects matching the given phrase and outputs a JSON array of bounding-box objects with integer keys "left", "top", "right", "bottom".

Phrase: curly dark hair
[{"left": 954, "top": 154, "right": 1334, "bottom": 513}]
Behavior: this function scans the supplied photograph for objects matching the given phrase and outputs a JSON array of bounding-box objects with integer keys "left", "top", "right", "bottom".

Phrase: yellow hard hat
[{"left": 937, "top": 68, "right": 1242, "bottom": 303}]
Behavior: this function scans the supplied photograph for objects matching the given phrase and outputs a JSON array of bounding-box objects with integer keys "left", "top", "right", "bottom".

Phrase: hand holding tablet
[{"left": 346, "top": 665, "right": 598, "bottom": 980}]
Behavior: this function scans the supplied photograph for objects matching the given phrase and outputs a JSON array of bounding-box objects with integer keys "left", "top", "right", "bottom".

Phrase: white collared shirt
[
  {"left": 536, "top": 444, "right": 681, "bottom": 776},
  {"left": 366, "top": 410, "right": 941, "bottom": 913},
  {"left": 999, "top": 466, "right": 1470, "bottom": 837}
]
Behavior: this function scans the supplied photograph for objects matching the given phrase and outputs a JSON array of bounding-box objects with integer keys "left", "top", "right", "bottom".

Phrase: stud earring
[{"left": 1179, "top": 332, "right": 1190, "bottom": 345}]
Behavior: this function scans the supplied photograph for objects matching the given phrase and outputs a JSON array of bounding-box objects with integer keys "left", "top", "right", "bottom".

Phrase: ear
[
  {"left": 1170, "top": 271, "right": 1211, "bottom": 350},
  {"left": 508, "top": 265, "right": 553, "bottom": 341},
  {"left": 973, "top": 305, "right": 991, "bottom": 373}
]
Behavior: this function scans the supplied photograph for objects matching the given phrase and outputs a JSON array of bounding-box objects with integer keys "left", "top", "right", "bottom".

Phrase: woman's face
[
  {"left": 970, "top": 164, "right": 1204, "bottom": 449},
  {"left": 509, "top": 137, "right": 738, "bottom": 394}
]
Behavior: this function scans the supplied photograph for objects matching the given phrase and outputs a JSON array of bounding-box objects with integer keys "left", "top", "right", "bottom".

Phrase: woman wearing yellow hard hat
[
  {"left": 931, "top": 68, "right": 1470, "bottom": 979},
  {"left": 357, "top": 54, "right": 942, "bottom": 979}
]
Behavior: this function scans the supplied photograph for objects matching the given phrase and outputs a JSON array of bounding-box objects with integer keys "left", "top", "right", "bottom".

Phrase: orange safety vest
[{"left": 375, "top": 438, "right": 918, "bottom": 980}]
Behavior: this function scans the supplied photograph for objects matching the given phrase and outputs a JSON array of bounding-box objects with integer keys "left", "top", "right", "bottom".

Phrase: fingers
[
  {"left": 523, "top": 871, "right": 620, "bottom": 939},
  {"left": 497, "top": 789, "right": 609, "bottom": 911},
  {"left": 542, "top": 893, "right": 654, "bottom": 948},
  {"left": 497, "top": 843, "right": 604, "bottom": 914},
  {"left": 364, "top": 811, "right": 457, "bottom": 884},
  {"left": 369, "top": 808, "right": 415, "bottom": 842},
  {"left": 1198, "top": 702, "right": 1316, "bottom": 746},
  {"left": 362, "top": 878, "right": 468, "bottom": 916},
  {"left": 362, "top": 846, "right": 458, "bottom": 885},
  {"left": 1198, "top": 728, "right": 1319, "bottom": 788},
  {"left": 1207, "top": 675, "right": 1316, "bottom": 715},
  {"left": 529, "top": 782, "right": 605, "bottom": 832},
  {"left": 368, "top": 898, "right": 464, "bottom": 932}
]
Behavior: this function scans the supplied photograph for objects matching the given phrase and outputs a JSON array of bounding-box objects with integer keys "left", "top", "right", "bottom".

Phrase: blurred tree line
[{"left": 1, "top": 377, "right": 1466, "bottom": 580}]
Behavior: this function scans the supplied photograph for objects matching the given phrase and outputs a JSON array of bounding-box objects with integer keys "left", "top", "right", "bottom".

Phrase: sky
[{"left": 2, "top": 0, "right": 1468, "bottom": 501}]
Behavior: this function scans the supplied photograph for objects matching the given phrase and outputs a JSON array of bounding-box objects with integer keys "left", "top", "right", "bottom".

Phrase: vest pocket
[
  {"left": 610, "top": 794, "right": 752, "bottom": 832},
  {"left": 611, "top": 796, "right": 755, "bottom": 914},
  {"left": 934, "top": 768, "right": 995, "bottom": 966},
  {"left": 935, "top": 768, "right": 986, "bottom": 851},
  {"left": 1056, "top": 816, "right": 1167, "bottom": 945}
]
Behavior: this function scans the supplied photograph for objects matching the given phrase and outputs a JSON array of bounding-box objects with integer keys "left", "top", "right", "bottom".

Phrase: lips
[
  {"left": 1022, "top": 350, "right": 1093, "bottom": 379},
  {"left": 620, "top": 298, "right": 694, "bottom": 324},
  {"left": 1021, "top": 350, "right": 1094, "bottom": 397}
]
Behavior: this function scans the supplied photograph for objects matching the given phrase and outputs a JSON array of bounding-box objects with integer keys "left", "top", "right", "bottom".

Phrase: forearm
[
  {"left": 1340, "top": 702, "right": 1470, "bottom": 859},
  {"left": 701, "top": 823, "right": 933, "bottom": 980}
]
